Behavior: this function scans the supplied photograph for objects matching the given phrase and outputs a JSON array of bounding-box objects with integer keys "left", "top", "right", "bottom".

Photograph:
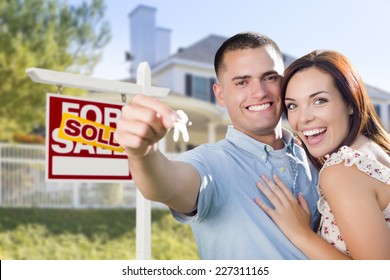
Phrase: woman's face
[{"left": 284, "top": 67, "right": 352, "bottom": 158}]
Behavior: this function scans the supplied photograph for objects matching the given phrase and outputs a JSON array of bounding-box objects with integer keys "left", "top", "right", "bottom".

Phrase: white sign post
[{"left": 27, "top": 62, "right": 169, "bottom": 260}]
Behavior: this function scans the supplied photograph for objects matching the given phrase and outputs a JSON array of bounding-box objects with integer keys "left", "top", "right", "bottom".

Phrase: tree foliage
[{"left": 0, "top": 0, "right": 111, "bottom": 142}]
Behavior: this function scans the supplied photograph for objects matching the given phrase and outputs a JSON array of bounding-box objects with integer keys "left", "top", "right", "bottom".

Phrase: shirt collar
[{"left": 225, "top": 126, "right": 296, "bottom": 159}]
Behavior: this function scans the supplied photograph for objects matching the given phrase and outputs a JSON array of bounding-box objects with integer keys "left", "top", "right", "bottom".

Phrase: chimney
[
  {"left": 156, "top": 27, "right": 171, "bottom": 63},
  {"left": 128, "top": 5, "right": 171, "bottom": 78}
]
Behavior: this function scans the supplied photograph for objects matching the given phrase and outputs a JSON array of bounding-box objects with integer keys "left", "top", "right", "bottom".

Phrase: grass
[{"left": 0, "top": 208, "right": 199, "bottom": 260}]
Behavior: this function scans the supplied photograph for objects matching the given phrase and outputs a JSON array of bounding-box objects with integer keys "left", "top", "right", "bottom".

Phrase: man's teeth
[
  {"left": 303, "top": 128, "right": 326, "bottom": 136},
  {"left": 248, "top": 103, "right": 271, "bottom": 111}
]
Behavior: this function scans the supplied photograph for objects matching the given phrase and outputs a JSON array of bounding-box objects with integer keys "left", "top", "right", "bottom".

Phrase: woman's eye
[
  {"left": 314, "top": 98, "right": 328, "bottom": 105},
  {"left": 285, "top": 103, "right": 296, "bottom": 110}
]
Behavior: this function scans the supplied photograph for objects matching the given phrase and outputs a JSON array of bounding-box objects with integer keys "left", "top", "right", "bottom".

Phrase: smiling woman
[
  {"left": 284, "top": 67, "right": 352, "bottom": 159},
  {"left": 254, "top": 49, "right": 390, "bottom": 260},
  {"left": 282, "top": 50, "right": 390, "bottom": 170}
]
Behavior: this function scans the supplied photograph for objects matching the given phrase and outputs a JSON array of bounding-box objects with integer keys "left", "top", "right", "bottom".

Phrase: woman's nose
[{"left": 299, "top": 106, "right": 315, "bottom": 123}]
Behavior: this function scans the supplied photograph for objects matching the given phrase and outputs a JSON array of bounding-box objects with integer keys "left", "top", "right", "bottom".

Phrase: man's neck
[{"left": 251, "top": 132, "right": 284, "bottom": 150}]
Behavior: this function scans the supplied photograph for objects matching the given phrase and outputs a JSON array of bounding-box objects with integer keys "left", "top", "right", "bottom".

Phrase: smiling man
[{"left": 114, "top": 32, "right": 320, "bottom": 260}]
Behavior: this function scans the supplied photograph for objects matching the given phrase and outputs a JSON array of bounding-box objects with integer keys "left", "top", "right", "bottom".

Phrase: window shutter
[
  {"left": 185, "top": 74, "right": 192, "bottom": 97},
  {"left": 209, "top": 78, "right": 216, "bottom": 103}
]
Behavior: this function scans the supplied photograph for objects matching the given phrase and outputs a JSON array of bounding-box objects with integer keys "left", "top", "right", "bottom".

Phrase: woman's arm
[
  {"left": 255, "top": 166, "right": 390, "bottom": 259},
  {"left": 320, "top": 164, "right": 390, "bottom": 259},
  {"left": 254, "top": 175, "right": 351, "bottom": 259}
]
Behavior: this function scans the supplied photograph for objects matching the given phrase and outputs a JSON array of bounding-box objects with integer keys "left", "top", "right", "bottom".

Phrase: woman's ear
[{"left": 348, "top": 105, "right": 354, "bottom": 115}]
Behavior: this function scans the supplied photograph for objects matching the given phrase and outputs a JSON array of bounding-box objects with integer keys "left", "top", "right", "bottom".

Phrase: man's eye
[
  {"left": 236, "top": 80, "right": 247, "bottom": 86},
  {"left": 265, "top": 75, "right": 280, "bottom": 82}
]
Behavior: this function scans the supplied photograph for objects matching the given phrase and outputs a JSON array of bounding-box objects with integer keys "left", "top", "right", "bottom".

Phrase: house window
[
  {"left": 185, "top": 74, "right": 216, "bottom": 103},
  {"left": 193, "top": 76, "right": 209, "bottom": 101},
  {"left": 389, "top": 104, "right": 390, "bottom": 126},
  {"left": 374, "top": 104, "right": 381, "bottom": 117}
]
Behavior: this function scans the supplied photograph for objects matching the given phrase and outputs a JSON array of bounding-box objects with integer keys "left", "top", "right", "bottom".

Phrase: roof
[
  {"left": 366, "top": 84, "right": 390, "bottom": 100},
  {"left": 165, "top": 34, "right": 306, "bottom": 71},
  {"left": 283, "top": 53, "right": 298, "bottom": 67},
  {"left": 170, "top": 34, "right": 227, "bottom": 64}
]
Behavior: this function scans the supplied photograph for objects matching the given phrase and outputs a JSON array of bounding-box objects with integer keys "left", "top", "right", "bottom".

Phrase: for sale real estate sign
[{"left": 46, "top": 94, "right": 131, "bottom": 181}]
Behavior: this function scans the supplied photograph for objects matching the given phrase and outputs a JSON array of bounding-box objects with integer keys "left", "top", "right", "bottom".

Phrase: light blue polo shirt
[{"left": 172, "top": 126, "right": 320, "bottom": 260}]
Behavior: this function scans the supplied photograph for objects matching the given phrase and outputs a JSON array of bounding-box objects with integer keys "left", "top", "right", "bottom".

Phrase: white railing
[{"left": 0, "top": 143, "right": 140, "bottom": 208}]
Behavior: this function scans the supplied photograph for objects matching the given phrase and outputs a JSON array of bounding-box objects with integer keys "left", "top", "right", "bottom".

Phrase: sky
[{"left": 81, "top": 0, "right": 390, "bottom": 93}]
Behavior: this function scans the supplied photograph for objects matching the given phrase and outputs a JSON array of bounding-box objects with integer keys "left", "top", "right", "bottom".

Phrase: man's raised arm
[{"left": 114, "top": 94, "right": 200, "bottom": 213}]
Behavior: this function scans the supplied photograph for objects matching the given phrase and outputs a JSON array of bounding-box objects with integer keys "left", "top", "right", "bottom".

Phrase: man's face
[{"left": 213, "top": 46, "right": 284, "bottom": 141}]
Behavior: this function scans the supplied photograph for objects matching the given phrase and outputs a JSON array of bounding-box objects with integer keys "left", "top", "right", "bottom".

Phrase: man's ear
[{"left": 213, "top": 83, "right": 226, "bottom": 107}]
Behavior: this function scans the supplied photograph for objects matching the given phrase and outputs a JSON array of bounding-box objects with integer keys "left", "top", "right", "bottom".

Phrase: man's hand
[{"left": 114, "top": 94, "right": 177, "bottom": 159}]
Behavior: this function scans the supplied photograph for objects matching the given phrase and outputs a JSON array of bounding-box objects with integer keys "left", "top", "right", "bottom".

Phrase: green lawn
[{"left": 0, "top": 208, "right": 199, "bottom": 260}]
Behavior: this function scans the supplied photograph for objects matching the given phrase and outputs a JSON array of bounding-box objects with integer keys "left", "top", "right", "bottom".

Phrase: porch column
[
  {"left": 380, "top": 103, "right": 389, "bottom": 132},
  {"left": 208, "top": 122, "right": 217, "bottom": 143}
]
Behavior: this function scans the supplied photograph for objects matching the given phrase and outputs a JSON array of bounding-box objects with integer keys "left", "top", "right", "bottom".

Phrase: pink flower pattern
[{"left": 317, "top": 146, "right": 390, "bottom": 256}]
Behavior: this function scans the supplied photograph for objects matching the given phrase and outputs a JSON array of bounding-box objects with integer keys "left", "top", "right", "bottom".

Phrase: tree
[{"left": 0, "top": 0, "right": 111, "bottom": 142}]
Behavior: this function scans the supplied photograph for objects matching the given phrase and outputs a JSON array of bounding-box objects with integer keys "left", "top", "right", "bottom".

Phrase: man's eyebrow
[
  {"left": 261, "top": 71, "right": 281, "bottom": 79},
  {"left": 231, "top": 75, "right": 251, "bottom": 81},
  {"left": 231, "top": 71, "right": 280, "bottom": 81},
  {"left": 263, "top": 70, "right": 279, "bottom": 76}
]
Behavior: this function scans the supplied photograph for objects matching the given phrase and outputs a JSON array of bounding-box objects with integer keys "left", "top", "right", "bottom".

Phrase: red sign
[{"left": 46, "top": 94, "right": 132, "bottom": 181}]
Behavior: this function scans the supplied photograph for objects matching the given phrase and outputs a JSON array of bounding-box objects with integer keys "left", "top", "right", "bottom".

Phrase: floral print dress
[{"left": 317, "top": 146, "right": 390, "bottom": 256}]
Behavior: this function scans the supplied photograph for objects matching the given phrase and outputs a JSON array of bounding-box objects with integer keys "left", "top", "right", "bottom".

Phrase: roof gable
[
  {"left": 167, "top": 34, "right": 298, "bottom": 69},
  {"left": 171, "top": 34, "right": 227, "bottom": 64}
]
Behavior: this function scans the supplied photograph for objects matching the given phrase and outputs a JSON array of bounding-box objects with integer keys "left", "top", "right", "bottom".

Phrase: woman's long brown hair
[{"left": 282, "top": 50, "right": 390, "bottom": 170}]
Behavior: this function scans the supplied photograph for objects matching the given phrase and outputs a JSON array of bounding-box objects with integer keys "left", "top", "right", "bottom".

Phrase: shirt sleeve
[{"left": 172, "top": 144, "right": 232, "bottom": 223}]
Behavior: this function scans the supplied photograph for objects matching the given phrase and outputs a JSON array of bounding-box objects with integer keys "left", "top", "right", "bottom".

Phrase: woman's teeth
[{"left": 303, "top": 128, "right": 326, "bottom": 137}]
